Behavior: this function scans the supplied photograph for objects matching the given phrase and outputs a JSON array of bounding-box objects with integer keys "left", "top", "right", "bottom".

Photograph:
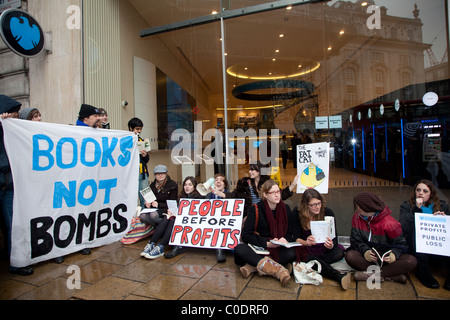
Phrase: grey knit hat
[
  {"left": 153, "top": 165, "right": 168, "bottom": 174},
  {"left": 19, "top": 108, "right": 38, "bottom": 120}
]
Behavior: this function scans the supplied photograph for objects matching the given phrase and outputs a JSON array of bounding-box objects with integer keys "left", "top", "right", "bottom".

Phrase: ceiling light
[
  {"left": 286, "top": 6, "right": 292, "bottom": 10},
  {"left": 327, "top": 47, "right": 332, "bottom": 51},
  {"left": 272, "top": 59, "right": 276, "bottom": 61},
  {"left": 279, "top": 34, "right": 284, "bottom": 38},
  {"left": 212, "top": 10, "right": 218, "bottom": 14},
  {"left": 275, "top": 49, "right": 280, "bottom": 53},
  {"left": 361, "top": 2, "right": 368, "bottom": 6},
  {"left": 339, "top": 30, "right": 345, "bottom": 35}
]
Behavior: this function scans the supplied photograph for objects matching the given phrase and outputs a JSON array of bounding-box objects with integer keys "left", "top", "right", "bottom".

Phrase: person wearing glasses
[
  {"left": 346, "top": 192, "right": 416, "bottom": 284},
  {"left": 291, "top": 189, "right": 351, "bottom": 290},
  {"left": 399, "top": 179, "right": 450, "bottom": 290},
  {"left": 234, "top": 180, "right": 300, "bottom": 287}
]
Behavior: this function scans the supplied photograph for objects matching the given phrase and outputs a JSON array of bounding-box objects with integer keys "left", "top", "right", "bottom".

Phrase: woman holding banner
[
  {"left": 291, "top": 189, "right": 351, "bottom": 290},
  {"left": 205, "top": 173, "right": 230, "bottom": 262},
  {"left": 234, "top": 180, "right": 301, "bottom": 287},
  {"left": 399, "top": 179, "right": 450, "bottom": 290},
  {"left": 141, "top": 176, "right": 201, "bottom": 260}
]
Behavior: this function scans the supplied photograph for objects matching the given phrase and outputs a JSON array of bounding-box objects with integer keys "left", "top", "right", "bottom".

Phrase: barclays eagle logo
[{"left": 10, "top": 16, "right": 41, "bottom": 50}]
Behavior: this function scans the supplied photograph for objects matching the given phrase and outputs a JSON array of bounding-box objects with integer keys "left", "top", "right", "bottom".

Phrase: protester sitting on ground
[
  {"left": 205, "top": 173, "right": 230, "bottom": 263},
  {"left": 345, "top": 192, "right": 417, "bottom": 284},
  {"left": 141, "top": 176, "right": 202, "bottom": 260},
  {"left": 399, "top": 179, "right": 450, "bottom": 290},
  {"left": 139, "top": 164, "right": 178, "bottom": 226},
  {"left": 291, "top": 188, "right": 351, "bottom": 290},
  {"left": 225, "top": 162, "right": 299, "bottom": 217},
  {"left": 234, "top": 180, "right": 300, "bottom": 287}
]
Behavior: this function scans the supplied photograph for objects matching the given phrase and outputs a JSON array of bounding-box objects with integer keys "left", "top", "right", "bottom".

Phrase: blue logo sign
[{"left": 0, "top": 9, "right": 44, "bottom": 58}]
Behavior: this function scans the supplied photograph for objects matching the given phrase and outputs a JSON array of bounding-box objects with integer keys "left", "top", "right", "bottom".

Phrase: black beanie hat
[
  {"left": 0, "top": 95, "right": 21, "bottom": 114},
  {"left": 78, "top": 104, "right": 99, "bottom": 119},
  {"left": 353, "top": 192, "right": 386, "bottom": 213}
]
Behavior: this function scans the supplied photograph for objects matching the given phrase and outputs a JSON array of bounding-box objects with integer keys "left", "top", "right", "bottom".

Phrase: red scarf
[
  {"left": 263, "top": 200, "right": 308, "bottom": 262},
  {"left": 263, "top": 200, "right": 288, "bottom": 261}
]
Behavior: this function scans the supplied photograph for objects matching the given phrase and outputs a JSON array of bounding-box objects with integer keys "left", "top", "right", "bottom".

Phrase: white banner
[
  {"left": 297, "top": 142, "right": 330, "bottom": 194},
  {"left": 170, "top": 198, "right": 244, "bottom": 250},
  {"left": 415, "top": 213, "right": 450, "bottom": 257},
  {"left": 1, "top": 119, "right": 139, "bottom": 267}
]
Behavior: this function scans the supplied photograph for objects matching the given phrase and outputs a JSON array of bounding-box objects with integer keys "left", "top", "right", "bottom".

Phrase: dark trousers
[
  {"left": 345, "top": 250, "right": 417, "bottom": 278},
  {"left": 234, "top": 243, "right": 297, "bottom": 267},
  {"left": 150, "top": 216, "right": 175, "bottom": 246}
]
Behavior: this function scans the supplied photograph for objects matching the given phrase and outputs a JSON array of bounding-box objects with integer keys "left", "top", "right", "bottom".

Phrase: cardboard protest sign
[
  {"left": 415, "top": 213, "right": 450, "bottom": 257},
  {"left": 296, "top": 142, "right": 330, "bottom": 194},
  {"left": 170, "top": 198, "right": 244, "bottom": 250},
  {"left": 1, "top": 119, "right": 139, "bottom": 268}
]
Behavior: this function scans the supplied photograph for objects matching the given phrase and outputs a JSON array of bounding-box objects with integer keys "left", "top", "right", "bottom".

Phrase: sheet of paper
[
  {"left": 310, "top": 221, "right": 331, "bottom": 244},
  {"left": 167, "top": 200, "right": 179, "bottom": 215}
]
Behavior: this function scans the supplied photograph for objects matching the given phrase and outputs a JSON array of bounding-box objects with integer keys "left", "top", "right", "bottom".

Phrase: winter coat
[
  {"left": 149, "top": 176, "right": 178, "bottom": 213},
  {"left": 0, "top": 95, "right": 22, "bottom": 190},
  {"left": 399, "top": 200, "right": 450, "bottom": 253},
  {"left": 349, "top": 206, "right": 408, "bottom": 259}
]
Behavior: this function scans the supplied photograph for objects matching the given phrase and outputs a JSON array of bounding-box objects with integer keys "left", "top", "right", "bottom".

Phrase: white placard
[
  {"left": 414, "top": 213, "right": 450, "bottom": 257},
  {"left": 170, "top": 198, "right": 244, "bottom": 250},
  {"left": 296, "top": 142, "right": 330, "bottom": 194}
]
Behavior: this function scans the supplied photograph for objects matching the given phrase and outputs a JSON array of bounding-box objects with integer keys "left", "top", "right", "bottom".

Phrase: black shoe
[
  {"left": 417, "top": 271, "right": 440, "bottom": 289},
  {"left": 216, "top": 249, "right": 226, "bottom": 263},
  {"left": 80, "top": 248, "right": 91, "bottom": 255},
  {"left": 444, "top": 277, "right": 450, "bottom": 291},
  {"left": 10, "top": 266, "right": 34, "bottom": 276},
  {"left": 164, "top": 246, "right": 187, "bottom": 259},
  {"left": 54, "top": 256, "right": 65, "bottom": 264}
]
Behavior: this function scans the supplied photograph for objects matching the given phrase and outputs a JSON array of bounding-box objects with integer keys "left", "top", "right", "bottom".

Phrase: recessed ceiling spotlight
[
  {"left": 339, "top": 30, "right": 345, "bottom": 35},
  {"left": 361, "top": 2, "right": 368, "bottom": 6},
  {"left": 327, "top": 47, "right": 332, "bottom": 51},
  {"left": 212, "top": 10, "right": 218, "bottom": 14},
  {"left": 286, "top": 6, "right": 292, "bottom": 10},
  {"left": 272, "top": 59, "right": 276, "bottom": 62},
  {"left": 279, "top": 34, "right": 284, "bottom": 38},
  {"left": 275, "top": 49, "right": 280, "bottom": 53}
]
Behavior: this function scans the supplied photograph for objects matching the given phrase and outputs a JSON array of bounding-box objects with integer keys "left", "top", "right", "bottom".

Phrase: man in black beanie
[
  {"left": 0, "top": 95, "right": 34, "bottom": 275},
  {"left": 76, "top": 103, "right": 100, "bottom": 128}
]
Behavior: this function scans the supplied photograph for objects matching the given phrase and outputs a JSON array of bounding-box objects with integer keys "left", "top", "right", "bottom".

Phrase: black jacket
[
  {"left": 149, "top": 176, "right": 178, "bottom": 212},
  {"left": 0, "top": 95, "right": 22, "bottom": 190},
  {"left": 399, "top": 200, "right": 450, "bottom": 253}
]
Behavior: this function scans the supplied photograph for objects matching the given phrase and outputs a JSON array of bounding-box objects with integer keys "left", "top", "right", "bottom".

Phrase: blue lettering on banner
[{"left": 32, "top": 134, "right": 133, "bottom": 171}]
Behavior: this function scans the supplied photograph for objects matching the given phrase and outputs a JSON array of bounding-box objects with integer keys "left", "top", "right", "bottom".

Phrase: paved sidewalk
[{"left": 1, "top": 239, "right": 449, "bottom": 301}]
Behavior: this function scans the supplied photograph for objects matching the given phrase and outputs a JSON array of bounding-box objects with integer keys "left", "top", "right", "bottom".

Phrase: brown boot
[
  {"left": 257, "top": 257, "right": 291, "bottom": 287},
  {"left": 240, "top": 264, "right": 257, "bottom": 278}
]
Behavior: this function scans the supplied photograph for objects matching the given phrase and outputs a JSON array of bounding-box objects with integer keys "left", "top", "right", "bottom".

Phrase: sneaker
[
  {"left": 140, "top": 242, "right": 155, "bottom": 257},
  {"left": 144, "top": 244, "right": 164, "bottom": 260}
]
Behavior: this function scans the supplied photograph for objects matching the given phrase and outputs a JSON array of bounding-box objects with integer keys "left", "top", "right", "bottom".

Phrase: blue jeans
[{"left": 0, "top": 188, "right": 14, "bottom": 255}]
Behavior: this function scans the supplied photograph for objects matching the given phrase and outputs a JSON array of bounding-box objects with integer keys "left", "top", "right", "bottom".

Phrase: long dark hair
[
  {"left": 298, "top": 188, "right": 325, "bottom": 230},
  {"left": 409, "top": 179, "right": 441, "bottom": 211},
  {"left": 178, "top": 176, "right": 201, "bottom": 201}
]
